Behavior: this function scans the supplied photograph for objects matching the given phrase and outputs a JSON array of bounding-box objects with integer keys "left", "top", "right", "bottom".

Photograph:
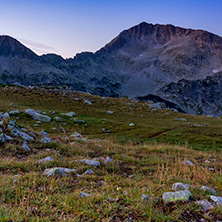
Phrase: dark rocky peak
[
  {"left": 0, "top": 35, "right": 38, "bottom": 59},
  {"left": 99, "top": 22, "right": 222, "bottom": 53}
]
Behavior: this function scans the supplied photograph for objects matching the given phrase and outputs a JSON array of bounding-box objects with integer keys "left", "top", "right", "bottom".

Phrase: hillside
[
  {"left": 1, "top": 22, "right": 222, "bottom": 115},
  {"left": 0, "top": 86, "right": 221, "bottom": 221}
]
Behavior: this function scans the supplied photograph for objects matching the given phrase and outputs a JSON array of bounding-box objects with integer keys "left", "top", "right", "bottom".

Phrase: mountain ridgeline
[{"left": 1, "top": 22, "right": 222, "bottom": 116}]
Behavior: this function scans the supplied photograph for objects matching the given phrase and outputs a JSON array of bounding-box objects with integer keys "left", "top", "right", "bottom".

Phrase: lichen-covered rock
[
  {"left": 162, "top": 190, "right": 192, "bottom": 203},
  {"left": 172, "top": 183, "right": 190, "bottom": 191},
  {"left": 25, "top": 109, "right": 51, "bottom": 122},
  {"left": 43, "top": 167, "right": 76, "bottom": 177}
]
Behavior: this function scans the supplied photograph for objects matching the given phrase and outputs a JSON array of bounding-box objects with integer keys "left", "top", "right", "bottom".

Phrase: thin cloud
[{"left": 18, "top": 38, "right": 56, "bottom": 54}]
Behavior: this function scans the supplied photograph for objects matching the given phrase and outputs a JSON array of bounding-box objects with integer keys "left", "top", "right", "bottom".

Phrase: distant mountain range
[{"left": 1, "top": 22, "right": 222, "bottom": 116}]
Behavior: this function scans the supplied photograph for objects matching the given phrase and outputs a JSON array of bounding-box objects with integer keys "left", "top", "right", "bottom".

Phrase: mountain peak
[
  {"left": 100, "top": 22, "right": 222, "bottom": 53},
  {"left": 0, "top": 35, "right": 37, "bottom": 59}
]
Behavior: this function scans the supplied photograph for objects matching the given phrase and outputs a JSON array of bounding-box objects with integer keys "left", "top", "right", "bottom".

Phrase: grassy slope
[{"left": 0, "top": 86, "right": 221, "bottom": 221}]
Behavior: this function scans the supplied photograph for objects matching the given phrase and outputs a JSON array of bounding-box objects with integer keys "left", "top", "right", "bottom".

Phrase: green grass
[{"left": 0, "top": 86, "right": 221, "bottom": 221}]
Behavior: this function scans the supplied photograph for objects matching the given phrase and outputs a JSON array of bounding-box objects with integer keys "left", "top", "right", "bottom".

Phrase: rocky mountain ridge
[{"left": 0, "top": 22, "right": 222, "bottom": 115}]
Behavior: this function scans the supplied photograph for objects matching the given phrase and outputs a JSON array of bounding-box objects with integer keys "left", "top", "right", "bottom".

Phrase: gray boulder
[{"left": 25, "top": 109, "right": 51, "bottom": 122}]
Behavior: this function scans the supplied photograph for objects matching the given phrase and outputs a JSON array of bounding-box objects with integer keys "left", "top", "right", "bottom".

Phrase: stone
[
  {"left": 106, "top": 111, "right": 114, "bottom": 114},
  {"left": 210, "top": 195, "right": 222, "bottom": 205},
  {"left": 124, "top": 191, "right": 129, "bottom": 196},
  {"left": 196, "top": 200, "right": 214, "bottom": 211},
  {"left": 25, "top": 109, "right": 51, "bottom": 122},
  {"left": 175, "top": 118, "right": 187, "bottom": 122},
  {"left": 162, "top": 190, "right": 192, "bottom": 203},
  {"left": 68, "top": 132, "right": 87, "bottom": 142},
  {"left": 54, "top": 116, "right": 62, "bottom": 121},
  {"left": 84, "top": 99, "right": 92, "bottom": 105},
  {"left": 102, "top": 128, "right": 110, "bottom": 133},
  {"left": 94, "top": 156, "right": 112, "bottom": 165},
  {"left": 201, "top": 186, "right": 216, "bottom": 194},
  {"left": 43, "top": 167, "right": 76, "bottom": 177},
  {"left": 172, "top": 183, "right": 190, "bottom": 191},
  {"left": 82, "top": 169, "right": 94, "bottom": 176},
  {"left": 182, "top": 160, "right": 194, "bottom": 166},
  {"left": 129, "top": 123, "right": 135, "bottom": 126},
  {"left": 61, "top": 112, "right": 76, "bottom": 117},
  {"left": 79, "top": 159, "right": 101, "bottom": 167},
  {"left": 5, "top": 134, "right": 13, "bottom": 141},
  {"left": 39, "top": 156, "right": 53, "bottom": 164},
  {"left": 39, "top": 130, "right": 48, "bottom": 136},
  {"left": 3, "top": 113, "right": 10, "bottom": 119},
  {"left": 0, "top": 133, "right": 5, "bottom": 143},
  {"left": 22, "top": 141, "right": 31, "bottom": 152},
  {"left": 209, "top": 168, "right": 215, "bottom": 171},
  {"left": 11, "top": 129, "right": 34, "bottom": 141},
  {"left": 40, "top": 137, "right": 52, "bottom": 143},
  {"left": 74, "top": 119, "right": 86, "bottom": 124},
  {"left": 80, "top": 192, "right": 90, "bottom": 198},
  {"left": 9, "top": 110, "right": 20, "bottom": 115}
]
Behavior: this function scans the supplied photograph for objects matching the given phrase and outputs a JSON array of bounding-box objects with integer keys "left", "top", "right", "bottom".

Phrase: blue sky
[{"left": 0, "top": 0, "right": 221, "bottom": 58}]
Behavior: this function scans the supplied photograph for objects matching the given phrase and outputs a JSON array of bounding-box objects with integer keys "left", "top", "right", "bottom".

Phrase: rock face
[{"left": 1, "top": 22, "right": 222, "bottom": 115}]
